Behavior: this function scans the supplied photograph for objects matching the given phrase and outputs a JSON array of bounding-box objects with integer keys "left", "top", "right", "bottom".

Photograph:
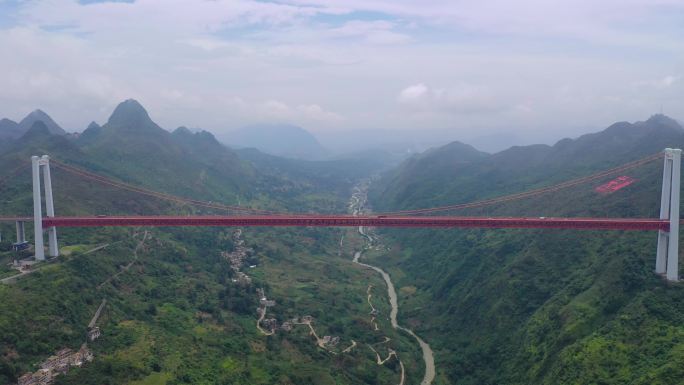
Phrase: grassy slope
[{"left": 0, "top": 224, "right": 418, "bottom": 385}]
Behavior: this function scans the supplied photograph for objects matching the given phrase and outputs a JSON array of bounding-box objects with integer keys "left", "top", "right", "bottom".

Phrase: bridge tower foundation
[
  {"left": 656, "top": 148, "right": 681, "bottom": 281},
  {"left": 15, "top": 221, "right": 25, "bottom": 244},
  {"left": 31, "top": 155, "right": 59, "bottom": 260}
]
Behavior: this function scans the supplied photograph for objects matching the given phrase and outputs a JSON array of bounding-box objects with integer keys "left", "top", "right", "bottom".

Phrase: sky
[{"left": 0, "top": 0, "right": 682, "bottom": 151}]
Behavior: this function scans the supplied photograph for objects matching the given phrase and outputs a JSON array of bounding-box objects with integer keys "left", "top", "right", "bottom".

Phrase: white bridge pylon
[
  {"left": 656, "top": 148, "right": 682, "bottom": 282},
  {"left": 32, "top": 155, "right": 58, "bottom": 260}
]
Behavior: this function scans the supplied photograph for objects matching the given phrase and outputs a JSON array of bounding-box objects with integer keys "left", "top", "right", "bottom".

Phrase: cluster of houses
[
  {"left": 17, "top": 345, "right": 93, "bottom": 385},
  {"left": 260, "top": 312, "right": 322, "bottom": 335},
  {"left": 260, "top": 317, "right": 279, "bottom": 333},
  {"left": 87, "top": 326, "right": 101, "bottom": 342},
  {"left": 259, "top": 292, "right": 276, "bottom": 308},
  {"left": 8, "top": 258, "right": 35, "bottom": 272},
  {"left": 256, "top": 287, "right": 279, "bottom": 333},
  {"left": 256, "top": 288, "right": 288, "bottom": 333},
  {"left": 291, "top": 315, "right": 314, "bottom": 324},
  {"left": 251, "top": 274, "right": 346, "bottom": 351},
  {"left": 222, "top": 229, "right": 254, "bottom": 286},
  {"left": 16, "top": 300, "right": 105, "bottom": 385},
  {"left": 321, "top": 335, "right": 341, "bottom": 347}
]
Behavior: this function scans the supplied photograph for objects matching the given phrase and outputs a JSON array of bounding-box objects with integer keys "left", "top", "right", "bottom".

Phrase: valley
[
  {"left": 0, "top": 102, "right": 683, "bottom": 385},
  {"left": 349, "top": 179, "right": 435, "bottom": 385},
  {"left": 0, "top": 101, "right": 422, "bottom": 385}
]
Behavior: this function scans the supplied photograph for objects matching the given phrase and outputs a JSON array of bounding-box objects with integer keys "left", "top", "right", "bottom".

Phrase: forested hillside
[
  {"left": 0, "top": 101, "right": 414, "bottom": 385},
  {"left": 368, "top": 115, "right": 684, "bottom": 384}
]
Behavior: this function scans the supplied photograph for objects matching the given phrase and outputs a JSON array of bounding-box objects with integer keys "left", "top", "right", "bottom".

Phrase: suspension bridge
[{"left": 0, "top": 149, "right": 681, "bottom": 281}]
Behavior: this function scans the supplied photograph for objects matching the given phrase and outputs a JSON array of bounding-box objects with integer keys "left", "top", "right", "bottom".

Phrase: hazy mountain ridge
[
  {"left": 18, "top": 110, "right": 66, "bottom": 136},
  {"left": 373, "top": 114, "right": 684, "bottom": 212},
  {"left": 0, "top": 99, "right": 379, "bottom": 217},
  {"left": 236, "top": 147, "right": 388, "bottom": 200},
  {"left": 0, "top": 109, "right": 66, "bottom": 140},
  {"left": 0, "top": 118, "right": 22, "bottom": 140},
  {"left": 225, "top": 124, "right": 328, "bottom": 160}
]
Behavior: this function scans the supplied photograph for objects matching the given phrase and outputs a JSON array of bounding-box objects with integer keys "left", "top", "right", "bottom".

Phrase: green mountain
[
  {"left": 373, "top": 141, "right": 488, "bottom": 211},
  {"left": 69, "top": 99, "right": 255, "bottom": 209},
  {"left": 18, "top": 110, "right": 66, "bottom": 136},
  {"left": 0, "top": 110, "right": 66, "bottom": 141},
  {"left": 75, "top": 122, "right": 103, "bottom": 146},
  {"left": 0, "top": 99, "right": 383, "bottom": 217},
  {"left": 373, "top": 114, "right": 684, "bottom": 212},
  {"left": 0, "top": 100, "right": 259, "bottom": 218},
  {"left": 368, "top": 114, "right": 684, "bottom": 385}
]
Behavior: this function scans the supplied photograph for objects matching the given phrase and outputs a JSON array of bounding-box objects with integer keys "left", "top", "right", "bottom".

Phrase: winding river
[{"left": 350, "top": 182, "right": 436, "bottom": 385}]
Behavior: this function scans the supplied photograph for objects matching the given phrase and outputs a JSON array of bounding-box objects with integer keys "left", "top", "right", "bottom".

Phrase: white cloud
[
  {"left": 296, "top": 104, "right": 343, "bottom": 122},
  {"left": 278, "top": 0, "right": 684, "bottom": 48},
  {"left": 0, "top": 27, "right": 132, "bottom": 125},
  {"left": 633, "top": 75, "right": 682, "bottom": 89},
  {"left": 328, "top": 20, "right": 412, "bottom": 44},
  {"left": 0, "top": 0, "right": 682, "bottom": 143},
  {"left": 398, "top": 83, "right": 430, "bottom": 103},
  {"left": 179, "top": 38, "right": 233, "bottom": 52},
  {"left": 662, "top": 76, "right": 681, "bottom": 87},
  {"left": 18, "top": 0, "right": 323, "bottom": 36},
  {"left": 398, "top": 83, "right": 503, "bottom": 115}
]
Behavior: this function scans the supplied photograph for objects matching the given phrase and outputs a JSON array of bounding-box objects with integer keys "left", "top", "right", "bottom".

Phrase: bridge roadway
[{"left": 0, "top": 215, "right": 661, "bottom": 231}]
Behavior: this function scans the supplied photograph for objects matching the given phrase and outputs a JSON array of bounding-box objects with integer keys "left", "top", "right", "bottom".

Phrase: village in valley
[
  {"left": 222, "top": 229, "right": 253, "bottom": 286},
  {"left": 223, "top": 229, "right": 349, "bottom": 353},
  {"left": 255, "top": 286, "right": 347, "bottom": 352},
  {"left": 17, "top": 346, "right": 93, "bottom": 385}
]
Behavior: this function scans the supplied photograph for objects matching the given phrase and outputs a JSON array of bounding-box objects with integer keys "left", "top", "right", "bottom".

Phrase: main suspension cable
[{"left": 50, "top": 160, "right": 283, "bottom": 215}]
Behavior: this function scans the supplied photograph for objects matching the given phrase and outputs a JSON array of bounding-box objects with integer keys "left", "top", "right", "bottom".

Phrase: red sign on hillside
[{"left": 595, "top": 176, "right": 636, "bottom": 194}]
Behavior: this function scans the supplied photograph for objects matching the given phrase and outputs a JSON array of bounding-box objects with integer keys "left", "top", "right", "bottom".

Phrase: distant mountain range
[
  {"left": 0, "top": 99, "right": 383, "bottom": 216},
  {"left": 0, "top": 109, "right": 66, "bottom": 139},
  {"left": 0, "top": 107, "right": 331, "bottom": 161},
  {"left": 0, "top": 99, "right": 255, "bottom": 217},
  {"left": 223, "top": 124, "right": 328, "bottom": 160},
  {"left": 373, "top": 114, "right": 684, "bottom": 211}
]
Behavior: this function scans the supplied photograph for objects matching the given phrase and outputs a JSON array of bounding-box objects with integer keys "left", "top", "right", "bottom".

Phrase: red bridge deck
[{"left": 34, "top": 215, "right": 668, "bottom": 231}]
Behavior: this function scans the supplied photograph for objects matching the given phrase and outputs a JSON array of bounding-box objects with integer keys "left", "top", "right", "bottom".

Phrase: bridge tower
[
  {"left": 656, "top": 148, "right": 681, "bottom": 281},
  {"left": 31, "top": 155, "right": 58, "bottom": 261}
]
